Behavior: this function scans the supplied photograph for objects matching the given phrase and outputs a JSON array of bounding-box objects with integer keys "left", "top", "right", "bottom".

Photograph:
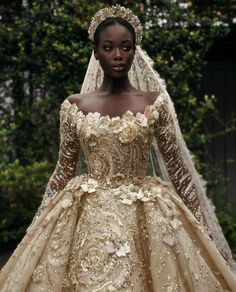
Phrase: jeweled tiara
[{"left": 88, "top": 5, "right": 143, "bottom": 45}]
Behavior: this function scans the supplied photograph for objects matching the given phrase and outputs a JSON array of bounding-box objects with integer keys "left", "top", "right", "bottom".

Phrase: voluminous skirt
[{"left": 0, "top": 175, "right": 236, "bottom": 291}]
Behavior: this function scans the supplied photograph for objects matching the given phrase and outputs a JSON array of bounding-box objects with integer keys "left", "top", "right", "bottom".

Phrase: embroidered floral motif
[
  {"left": 106, "top": 173, "right": 125, "bottom": 187},
  {"left": 112, "top": 116, "right": 139, "bottom": 144},
  {"left": 115, "top": 242, "right": 131, "bottom": 257},
  {"left": 86, "top": 111, "right": 101, "bottom": 124},
  {"left": 153, "top": 110, "right": 159, "bottom": 120},
  {"left": 103, "top": 241, "right": 131, "bottom": 258},
  {"left": 136, "top": 112, "right": 148, "bottom": 127},
  {"left": 80, "top": 178, "right": 99, "bottom": 193},
  {"left": 104, "top": 241, "right": 116, "bottom": 254},
  {"left": 85, "top": 127, "right": 98, "bottom": 146},
  {"left": 114, "top": 183, "right": 165, "bottom": 205},
  {"left": 89, "top": 152, "right": 110, "bottom": 177},
  {"left": 62, "top": 198, "right": 73, "bottom": 209}
]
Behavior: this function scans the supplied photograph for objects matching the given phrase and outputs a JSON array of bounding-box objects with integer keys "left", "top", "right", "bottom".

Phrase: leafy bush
[
  {"left": 217, "top": 212, "right": 236, "bottom": 259},
  {"left": 0, "top": 160, "right": 53, "bottom": 251}
]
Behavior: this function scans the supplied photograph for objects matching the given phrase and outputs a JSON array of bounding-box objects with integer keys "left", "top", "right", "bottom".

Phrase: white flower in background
[
  {"left": 81, "top": 178, "right": 99, "bottom": 193},
  {"left": 179, "top": 3, "right": 188, "bottom": 9},
  {"left": 115, "top": 242, "right": 131, "bottom": 257},
  {"left": 61, "top": 198, "right": 73, "bottom": 209}
]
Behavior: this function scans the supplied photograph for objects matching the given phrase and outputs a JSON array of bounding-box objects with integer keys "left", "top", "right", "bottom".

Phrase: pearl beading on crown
[{"left": 88, "top": 5, "right": 143, "bottom": 45}]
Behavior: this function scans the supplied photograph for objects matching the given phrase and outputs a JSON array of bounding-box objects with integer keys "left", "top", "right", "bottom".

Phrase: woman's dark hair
[{"left": 94, "top": 17, "right": 136, "bottom": 48}]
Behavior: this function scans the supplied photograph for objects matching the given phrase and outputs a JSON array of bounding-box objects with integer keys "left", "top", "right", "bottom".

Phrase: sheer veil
[{"left": 80, "top": 45, "right": 236, "bottom": 271}]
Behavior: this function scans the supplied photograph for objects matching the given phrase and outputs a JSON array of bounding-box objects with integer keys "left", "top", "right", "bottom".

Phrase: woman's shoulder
[
  {"left": 65, "top": 92, "right": 98, "bottom": 112},
  {"left": 66, "top": 92, "right": 94, "bottom": 105},
  {"left": 67, "top": 90, "right": 159, "bottom": 103},
  {"left": 136, "top": 90, "right": 160, "bottom": 105}
]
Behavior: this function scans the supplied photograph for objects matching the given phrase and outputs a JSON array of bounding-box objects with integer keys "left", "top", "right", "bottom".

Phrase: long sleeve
[
  {"left": 152, "top": 94, "right": 236, "bottom": 268},
  {"left": 33, "top": 101, "right": 81, "bottom": 222},
  {"left": 152, "top": 96, "right": 204, "bottom": 223}
]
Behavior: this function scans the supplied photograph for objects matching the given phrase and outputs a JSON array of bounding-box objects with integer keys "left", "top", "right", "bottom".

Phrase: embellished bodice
[
  {"left": 37, "top": 92, "right": 204, "bottom": 224},
  {"left": 76, "top": 103, "right": 158, "bottom": 185}
]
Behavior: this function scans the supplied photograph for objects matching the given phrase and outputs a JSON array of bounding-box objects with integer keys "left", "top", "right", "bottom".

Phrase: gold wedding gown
[{"left": 0, "top": 93, "right": 236, "bottom": 292}]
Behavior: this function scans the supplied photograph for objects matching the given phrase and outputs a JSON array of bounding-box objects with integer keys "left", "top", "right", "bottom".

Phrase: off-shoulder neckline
[{"left": 61, "top": 92, "right": 164, "bottom": 121}]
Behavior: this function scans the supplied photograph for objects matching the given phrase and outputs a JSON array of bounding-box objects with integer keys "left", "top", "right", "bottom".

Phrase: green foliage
[
  {"left": 0, "top": 160, "right": 53, "bottom": 251},
  {"left": 0, "top": 0, "right": 105, "bottom": 251},
  {"left": 217, "top": 212, "right": 236, "bottom": 258},
  {"left": 0, "top": 0, "right": 235, "bottom": 253}
]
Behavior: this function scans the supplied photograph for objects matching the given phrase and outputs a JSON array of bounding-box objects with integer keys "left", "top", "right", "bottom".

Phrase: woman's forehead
[{"left": 99, "top": 24, "right": 133, "bottom": 42}]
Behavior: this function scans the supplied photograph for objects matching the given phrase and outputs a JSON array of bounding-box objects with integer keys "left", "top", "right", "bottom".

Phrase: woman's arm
[
  {"left": 151, "top": 93, "right": 236, "bottom": 268},
  {"left": 32, "top": 101, "right": 81, "bottom": 223},
  {"left": 152, "top": 96, "right": 204, "bottom": 222}
]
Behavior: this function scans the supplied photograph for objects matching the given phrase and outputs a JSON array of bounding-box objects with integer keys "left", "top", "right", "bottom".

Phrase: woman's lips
[{"left": 112, "top": 65, "right": 125, "bottom": 72}]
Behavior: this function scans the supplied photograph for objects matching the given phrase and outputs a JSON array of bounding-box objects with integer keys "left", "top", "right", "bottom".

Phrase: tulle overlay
[
  {"left": 1, "top": 174, "right": 235, "bottom": 291},
  {"left": 1, "top": 95, "right": 236, "bottom": 291}
]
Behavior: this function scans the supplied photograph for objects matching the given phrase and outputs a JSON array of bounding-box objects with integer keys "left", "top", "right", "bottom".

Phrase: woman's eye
[
  {"left": 104, "top": 46, "right": 112, "bottom": 51},
  {"left": 123, "top": 46, "right": 131, "bottom": 51}
]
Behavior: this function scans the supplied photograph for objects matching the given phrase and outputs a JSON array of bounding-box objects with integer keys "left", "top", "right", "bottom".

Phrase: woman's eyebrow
[
  {"left": 122, "top": 40, "right": 132, "bottom": 43},
  {"left": 102, "top": 40, "right": 132, "bottom": 43}
]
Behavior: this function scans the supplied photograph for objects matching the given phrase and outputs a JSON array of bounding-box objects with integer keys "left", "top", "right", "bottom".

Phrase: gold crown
[{"left": 88, "top": 5, "right": 143, "bottom": 45}]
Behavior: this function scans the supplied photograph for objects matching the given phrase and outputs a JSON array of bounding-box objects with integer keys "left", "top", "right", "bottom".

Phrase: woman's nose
[{"left": 114, "top": 48, "right": 123, "bottom": 60}]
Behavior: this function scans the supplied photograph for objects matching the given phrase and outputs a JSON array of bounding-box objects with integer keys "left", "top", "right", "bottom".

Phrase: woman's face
[{"left": 94, "top": 24, "right": 135, "bottom": 79}]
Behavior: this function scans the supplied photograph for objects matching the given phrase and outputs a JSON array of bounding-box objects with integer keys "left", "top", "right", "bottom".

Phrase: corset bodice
[{"left": 77, "top": 110, "right": 155, "bottom": 184}]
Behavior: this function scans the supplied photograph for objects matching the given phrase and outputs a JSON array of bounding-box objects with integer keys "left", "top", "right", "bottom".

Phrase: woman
[{"left": 0, "top": 5, "right": 236, "bottom": 291}]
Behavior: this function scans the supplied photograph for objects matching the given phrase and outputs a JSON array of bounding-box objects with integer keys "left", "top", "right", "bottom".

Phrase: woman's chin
[{"left": 110, "top": 71, "right": 129, "bottom": 79}]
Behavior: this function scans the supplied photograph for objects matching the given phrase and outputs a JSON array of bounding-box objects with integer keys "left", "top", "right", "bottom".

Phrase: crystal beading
[{"left": 88, "top": 5, "right": 143, "bottom": 45}]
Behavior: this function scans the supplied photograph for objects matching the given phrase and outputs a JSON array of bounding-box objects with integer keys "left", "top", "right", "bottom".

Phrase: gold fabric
[
  {"left": 0, "top": 95, "right": 236, "bottom": 291},
  {"left": 80, "top": 46, "right": 236, "bottom": 267}
]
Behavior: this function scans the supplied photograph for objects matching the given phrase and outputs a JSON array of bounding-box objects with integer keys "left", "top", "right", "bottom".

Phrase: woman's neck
[{"left": 98, "top": 74, "right": 135, "bottom": 95}]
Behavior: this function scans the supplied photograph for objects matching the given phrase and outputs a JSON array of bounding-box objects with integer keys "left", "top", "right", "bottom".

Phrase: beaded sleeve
[
  {"left": 153, "top": 97, "right": 204, "bottom": 222},
  {"left": 32, "top": 101, "right": 80, "bottom": 222}
]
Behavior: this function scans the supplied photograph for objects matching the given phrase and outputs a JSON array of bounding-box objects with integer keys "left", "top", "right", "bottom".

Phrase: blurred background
[{"left": 0, "top": 0, "right": 235, "bottom": 265}]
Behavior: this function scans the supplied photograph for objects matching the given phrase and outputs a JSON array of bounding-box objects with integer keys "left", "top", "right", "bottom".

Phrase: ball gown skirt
[{"left": 0, "top": 96, "right": 236, "bottom": 291}]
